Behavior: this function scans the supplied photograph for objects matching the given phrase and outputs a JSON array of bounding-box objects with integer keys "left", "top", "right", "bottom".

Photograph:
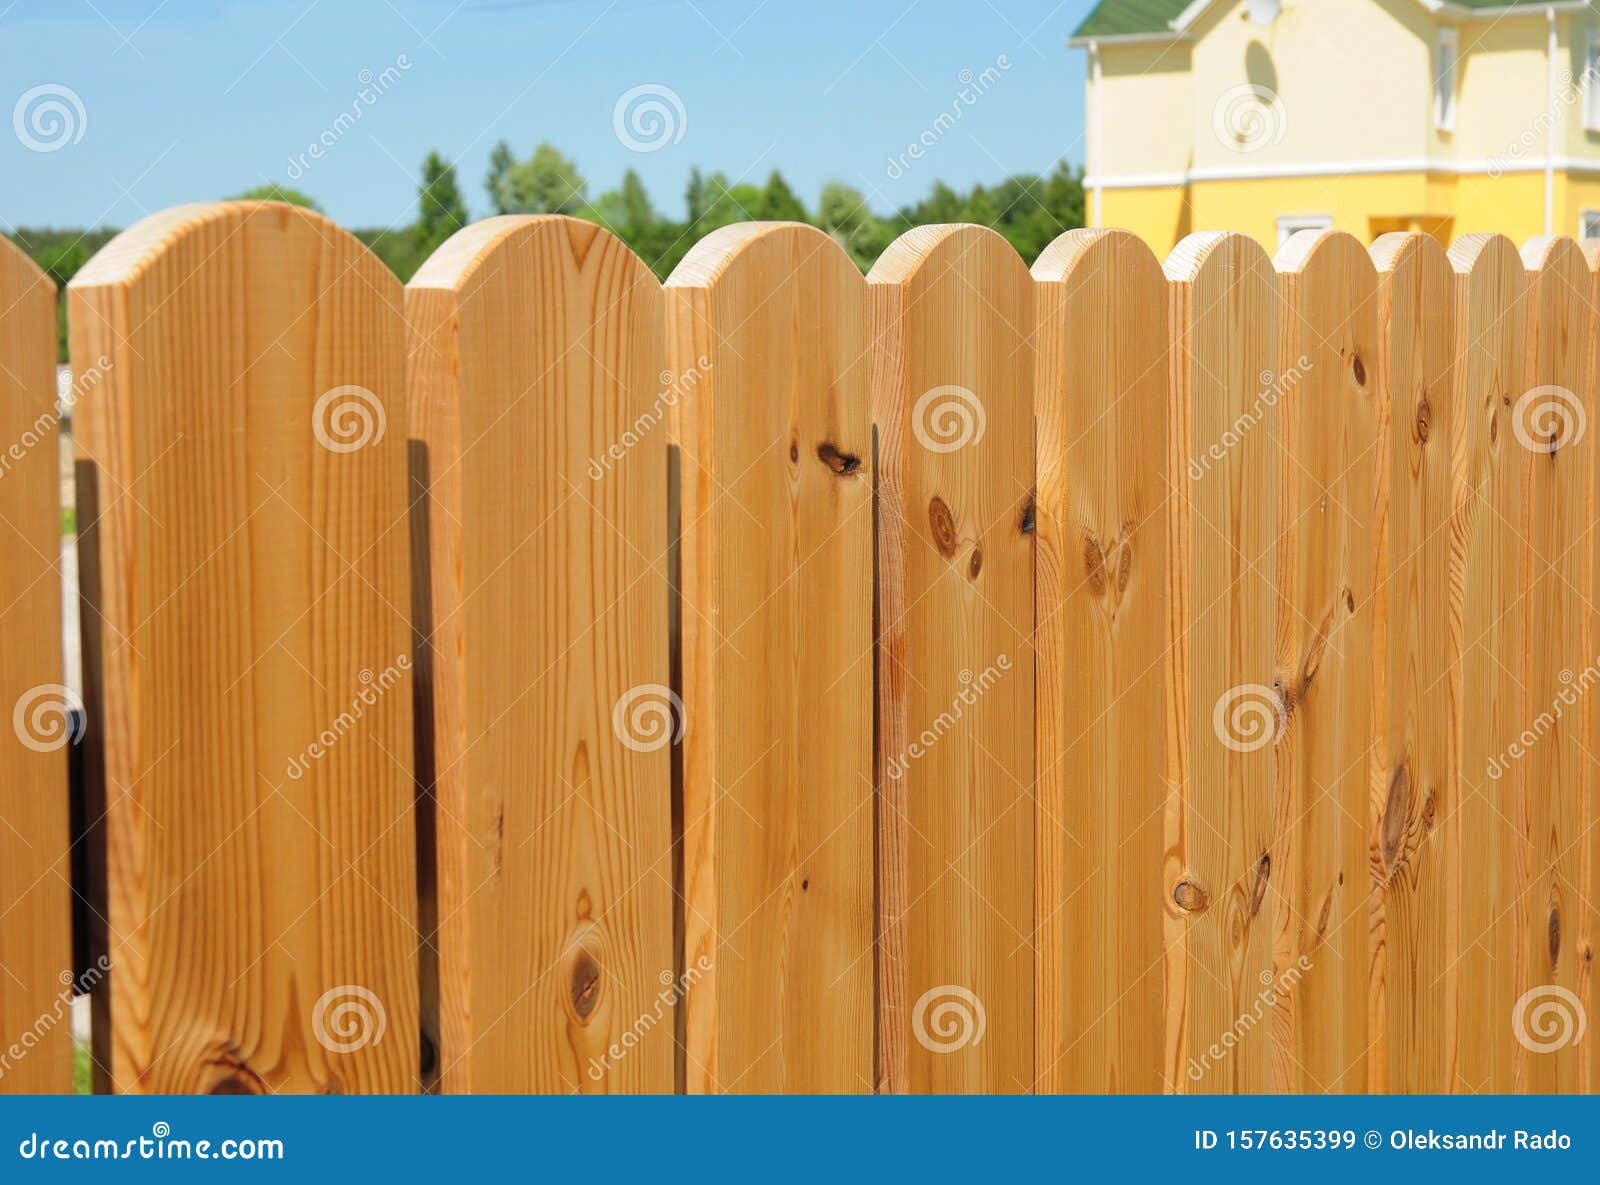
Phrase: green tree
[
  {"left": 817, "top": 182, "right": 889, "bottom": 271},
  {"left": 484, "top": 140, "right": 516, "bottom": 215},
  {"left": 755, "top": 171, "right": 808, "bottom": 222},
  {"left": 496, "top": 143, "right": 587, "bottom": 215},
  {"left": 685, "top": 167, "right": 707, "bottom": 225},
  {"left": 413, "top": 151, "right": 469, "bottom": 261},
  {"left": 589, "top": 168, "right": 656, "bottom": 237},
  {"left": 226, "top": 184, "right": 323, "bottom": 211}
]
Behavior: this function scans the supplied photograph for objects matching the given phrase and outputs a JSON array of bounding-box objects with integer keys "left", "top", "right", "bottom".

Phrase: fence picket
[
  {"left": 870, "top": 225, "right": 1035, "bottom": 1094},
  {"left": 667, "top": 222, "right": 874, "bottom": 1094},
  {"left": 1272, "top": 230, "right": 1379, "bottom": 1092},
  {"left": 407, "top": 215, "right": 673, "bottom": 1094},
  {"left": 1516, "top": 236, "right": 1593, "bottom": 1096},
  {"left": 1369, "top": 232, "right": 1455, "bottom": 1094},
  {"left": 1033, "top": 229, "right": 1168, "bottom": 1094},
  {"left": 1449, "top": 233, "right": 1526, "bottom": 1092},
  {"left": 68, "top": 202, "right": 418, "bottom": 1093},
  {"left": 0, "top": 237, "right": 73, "bottom": 1094},
  {"left": 1165, "top": 233, "right": 1279, "bottom": 1093}
]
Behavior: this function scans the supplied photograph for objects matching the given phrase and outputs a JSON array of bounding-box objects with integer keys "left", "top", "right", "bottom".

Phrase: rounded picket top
[
  {"left": 1448, "top": 231, "right": 1523, "bottom": 280},
  {"left": 867, "top": 221, "right": 1029, "bottom": 289},
  {"left": 1031, "top": 226, "right": 1162, "bottom": 286},
  {"left": 1370, "top": 230, "right": 1450, "bottom": 281},
  {"left": 408, "top": 212, "right": 658, "bottom": 301},
  {"left": 1274, "top": 225, "right": 1376, "bottom": 288},
  {"left": 1164, "top": 229, "right": 1275, "bottom": 286},
  {"left": 666, "top": 219, "right": 858, "bottom": 290},
  {"left": 0, "top": 232, "right": 52, "bottom": 298},
  {"left": 1520, "top": 232, "right": 1588, "bottom": 276}
]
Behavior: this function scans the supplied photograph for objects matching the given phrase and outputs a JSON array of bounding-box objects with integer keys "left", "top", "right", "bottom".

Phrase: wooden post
[
  {"left": 870, "top": 225, "right": 1035, "bottom": 1094},
  {"left": 668, "top": 222, "right": 874, "bottom": 1094},
  {"left": 1369, "top": 232, "right": 1455, "bottom": 1094},
  {"left": 1516, "top": 235, "right": 1592, "bottom": 1095},
  {"left": 68, "top": 202, "right": 418, "bottom": 1093},
  {"left": 1165, "top": 233, "right": 1279, "bottom": 1093},
  {"left": 1032, "top": 229, "right": 1168, "bottom": 1094},
  {"left": 407, "top": 216, "right": 673, "bottom": 1094},
  {"left": 1449, "top": 233, "right": 1526, "bottom": 1093},
  {"left": 1271, "top": 229, "right": 1378, "bottom": 1092},
  {"left": 0, "top": 237, "right": 73, "bottom": 1094}
]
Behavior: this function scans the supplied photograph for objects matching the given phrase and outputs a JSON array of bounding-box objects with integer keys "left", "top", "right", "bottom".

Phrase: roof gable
[{"left": 1071, "top": 0, "right": 1577, "bottom": 41}]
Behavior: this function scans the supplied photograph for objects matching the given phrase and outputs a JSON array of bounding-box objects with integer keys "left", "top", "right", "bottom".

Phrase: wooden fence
[{"left": 0, "top": 203, "right": 1595, "bottom": 1095}]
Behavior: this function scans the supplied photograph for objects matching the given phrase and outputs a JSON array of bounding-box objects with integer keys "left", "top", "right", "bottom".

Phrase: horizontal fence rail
[{"left": 0, "top": 203, "right": 1596, "bottom": 1094}]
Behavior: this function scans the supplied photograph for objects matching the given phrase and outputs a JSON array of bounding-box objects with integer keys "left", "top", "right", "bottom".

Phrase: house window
[
  {"left": 1435, "top": 28, "right": 1459, "bottom": 132},
  {"left": 1582, "top": 210, "right": 1600, "bottom": 241},
  {"left": 1277, "top": 214, "right": 1333, "bottom": 251},
  {"left": 1586, "top": 33, "right": 1600, "bottom": 131}
]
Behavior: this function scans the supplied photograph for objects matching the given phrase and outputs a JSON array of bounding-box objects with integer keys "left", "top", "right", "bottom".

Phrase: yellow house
[{"left": 1071, "top": 0, "right": 1600, "bottom": 254}]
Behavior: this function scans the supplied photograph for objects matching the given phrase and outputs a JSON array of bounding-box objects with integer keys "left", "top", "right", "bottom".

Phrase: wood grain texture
[
  {"left": 668, "top": 222, "right": 874, "bottom": 1094},
  {"left": 1449, "top": 233, "right": 1526, "bottom": 1093},
  {"left": 0, "top": 237, "right": 73, "bottom": 1094},
  {"left": 870, "top": 225, "right": 1034, "bottom": 1094},
  {"left": 1516, "top": 236, "right": 1591, "bottom": 1095},
  {"left": 1164, "top": 233, "right": 1278, "bottom": 1094},
  {"left": 1271, "top": 230, "right": 1378, "bottom": 1092},
  {"left": 68, "top": 202, "right": 418, "bottom": 1093},
  {"left": 1032, "top": 229, "right": 1168, "bottom": 1094},
  {"left": 1368, "top": 233, "right": 1456, "bottom": 1094},
  {"left": 407, "top": 216, "right": 672, "bottom": 1094}
]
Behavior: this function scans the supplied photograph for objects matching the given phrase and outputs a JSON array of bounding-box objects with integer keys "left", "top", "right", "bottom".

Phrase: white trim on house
[
  {"left": 1086, "top": 155, "right": 1600, "bottom": 188},
  {"left": 1579, "top": 208, "right": 1600, "bottom": 237}
]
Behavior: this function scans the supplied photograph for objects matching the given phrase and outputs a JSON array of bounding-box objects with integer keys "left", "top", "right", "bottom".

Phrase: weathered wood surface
[
  {"left": 1165, "top": 232, "right": 1279, "bottom": 1093},
  {"left": 870, "top": 224, "right": 1035, "bottom": 1094},
  {"left": 668, "top": 222, "right": 874, "bottom": 1094},
  {"left": 408, "top": 215, "right": 673, "bottom": 1094},
  {"left": 1033, "top": 228, "right": 1168, "bottom": 1094},
  {"left": 0, "top": 236, "right": 73, "bottom": 1094},
  {"left": 69, "top": 202, "right": 419, "bottom": 1093}
]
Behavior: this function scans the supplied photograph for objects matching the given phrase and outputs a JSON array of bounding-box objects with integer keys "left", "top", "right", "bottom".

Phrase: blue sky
[{"left": 0, "top": 0, "right": 1096, "bottom": 231}]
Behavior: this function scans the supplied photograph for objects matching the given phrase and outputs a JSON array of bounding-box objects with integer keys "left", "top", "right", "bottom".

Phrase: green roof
[
  {"left": 1071, "top": 0, "right": 1568, "bottom": 40},
  {"left": 1071, "top": 0, "right": 1190, "bottom": 38}
]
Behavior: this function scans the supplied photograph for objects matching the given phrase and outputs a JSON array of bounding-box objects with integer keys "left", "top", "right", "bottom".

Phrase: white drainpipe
[
  {"left": 1547, "top": 6, "right": 1558, "bottom": 236},
  {"left": 1090, "top": 40, "right": 1103, "bottom": 228}
]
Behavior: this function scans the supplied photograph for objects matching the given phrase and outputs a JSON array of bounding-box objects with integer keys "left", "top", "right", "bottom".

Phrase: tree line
[{"left": 9, "top": 141, "right": 1085, "bottom": 359}]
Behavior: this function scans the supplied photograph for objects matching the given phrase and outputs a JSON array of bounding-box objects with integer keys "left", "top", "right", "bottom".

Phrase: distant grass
[
  {"left": 73, "top": 1044, "right": 91, "bottom": 1095},
  {"left": 61, "top": 506, "right": 75, "bottom": 536}
]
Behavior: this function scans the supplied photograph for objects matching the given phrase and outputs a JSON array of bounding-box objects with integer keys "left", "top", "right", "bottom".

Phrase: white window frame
[
  {"left": 1585, "top": 31, "right": 1600, "bottom": 132},
  {"left": 1581, "top": 209, "right": 1600, "bottom": 241},
  {"left": 1277, "top": 213, "right": 1333, "bottom": 251},
  {"left": 1435, "top": 28, "right": 1459, "bottom": 133}
]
